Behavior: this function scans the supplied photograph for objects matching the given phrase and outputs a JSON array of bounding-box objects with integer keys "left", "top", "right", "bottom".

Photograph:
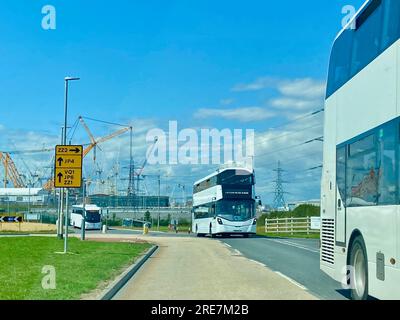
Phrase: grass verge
[{"left": 0, "top": 237, "right": 151, "bottom": 300}]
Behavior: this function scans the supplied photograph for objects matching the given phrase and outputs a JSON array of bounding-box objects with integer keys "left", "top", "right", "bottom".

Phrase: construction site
[{"left": 0, "top": 116, "right": 191, "bottom": 227}]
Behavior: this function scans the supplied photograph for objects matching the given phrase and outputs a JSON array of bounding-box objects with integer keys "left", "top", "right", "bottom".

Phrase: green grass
[
  {"left": 0, "top": 237, "right": 151, "bottom": 300},
  {"left": 256, "top": 226, "right": 320, "bottom": 239}
]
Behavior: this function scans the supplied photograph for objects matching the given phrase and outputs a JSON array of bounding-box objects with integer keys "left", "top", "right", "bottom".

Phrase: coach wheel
[{"left": 349, "top": 235, "right": 369, "bottom": 300}]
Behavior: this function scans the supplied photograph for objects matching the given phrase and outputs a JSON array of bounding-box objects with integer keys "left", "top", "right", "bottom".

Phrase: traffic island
[{"left": 0, "top": 237, "right": 151, "bottom": 300}]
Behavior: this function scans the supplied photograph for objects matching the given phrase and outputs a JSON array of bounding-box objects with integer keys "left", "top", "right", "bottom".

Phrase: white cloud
[
  {"left": 270, "top": 97, "right": 322, "bottom": 111},
  {"left": 231, "top": 76, "right": 326, "bottom": 113},
  {"left": 194, "top": 107, "right": 275, "bottom": 122},
  {"left": 231, "top": 77, "right": 276, "bottom": 92},
  {"left": 278, "top": 78, "right": 326, "bottom": 99}
]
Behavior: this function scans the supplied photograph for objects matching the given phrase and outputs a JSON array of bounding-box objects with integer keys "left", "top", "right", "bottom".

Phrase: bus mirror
[{"left": 258, "top": 200, "right": 262, "bottom": 206}]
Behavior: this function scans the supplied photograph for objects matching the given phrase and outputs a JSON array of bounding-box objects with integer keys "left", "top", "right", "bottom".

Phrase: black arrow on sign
[
  {"left": 69, "top": 147, "right": 80, "bottom": 153},
  {"left": 57, "top": 157, "right": 64, "bottom": 166},
  {"left": 57, "top": 172, "right": 63, "bottom": 183}
]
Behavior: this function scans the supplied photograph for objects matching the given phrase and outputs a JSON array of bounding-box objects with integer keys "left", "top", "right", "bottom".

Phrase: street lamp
[{"left": 62, "top": 76, "right": 80, "bottom": 254}]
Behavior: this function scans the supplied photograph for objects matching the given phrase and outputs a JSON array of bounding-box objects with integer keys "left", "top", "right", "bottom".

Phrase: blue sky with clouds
[{"left": 0, "top": 0, "right": 366, "bottom": 204}]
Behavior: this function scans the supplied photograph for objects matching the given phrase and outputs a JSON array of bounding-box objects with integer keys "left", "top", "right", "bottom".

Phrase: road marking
[
  {"left": 233, "top": 249, "right": 242, "bottom": 256},
  {"left": 275, "top": 271, "right": 307, "bottom": 290},
  {"left": 224, "top": 243, "right": 232, "bottom": 248},
  {"left": 267, "top": 238, "right": 319, "bottom": 254},
  {"left": 249, "top": 259, "right": 267, "bottom": 268}
]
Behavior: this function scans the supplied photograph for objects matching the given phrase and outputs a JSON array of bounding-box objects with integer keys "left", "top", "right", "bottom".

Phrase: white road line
[
  {"left": 275, "top": 271, "right": 307, "bottom": 290},
  {"left": 233, "top": 249, "right": 242, "bottom": 256},
  {"left": 267, "top": 238, "right": 319, "bottom": 254},
  {"left": 249, "top": 259, "right": 267, "bottom": 268},
  {"left": 224, "top": 243, "right": 232, "bottom": 248}
]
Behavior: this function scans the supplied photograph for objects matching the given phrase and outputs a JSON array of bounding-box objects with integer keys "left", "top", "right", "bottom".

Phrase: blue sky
[{"left": 0, "top": 0, "right": 366, "bottom": 204}]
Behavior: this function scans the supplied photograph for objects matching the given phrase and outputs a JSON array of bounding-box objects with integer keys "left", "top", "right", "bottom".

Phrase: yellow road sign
[
  {"left": 56, "top": 145, "right": 83, "bottom": 156},
  {"left": 56, "top": 155, "right": 82, "bottom": 168},
  {"left": 54, "top": 145, "right": 83, "bottom": 188}
]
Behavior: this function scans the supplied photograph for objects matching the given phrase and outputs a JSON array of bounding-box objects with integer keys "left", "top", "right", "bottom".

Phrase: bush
[{"left": 267, "top": 205, "right": 320, "bottom": 219}]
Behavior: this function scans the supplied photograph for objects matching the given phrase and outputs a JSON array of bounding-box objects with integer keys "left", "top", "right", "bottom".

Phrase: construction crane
[
  {"left": 43, "top": 118, "right": 131, "bottom": 190},
  {"left": 133, "top": 137, "right": 158, "bottom": 194},
  {"left": 0, "top": 147, "right": 54, "bottom": 188},
  {"left": 0, "top": 152, "right": 26, "bottom": 188}
]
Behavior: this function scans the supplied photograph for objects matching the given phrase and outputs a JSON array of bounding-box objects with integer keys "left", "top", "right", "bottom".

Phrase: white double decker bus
[
  {"left": 70, "top": 204, "right": 102, "bottom": 230},
  {"left": 321, "top": 0, "right": 400, "bottom": 300},
  {"left": 192, "top": 167, "right": 257, "bottom": 238}
]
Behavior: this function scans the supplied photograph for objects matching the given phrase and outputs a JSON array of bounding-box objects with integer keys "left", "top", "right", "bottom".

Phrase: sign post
[{"left": 54, "top": 145, "right": 83, "bottom": 253}]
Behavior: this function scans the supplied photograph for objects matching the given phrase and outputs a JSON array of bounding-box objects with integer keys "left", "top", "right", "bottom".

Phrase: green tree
[{"left": 144, "top": 210, "right": 151, "bottom": 222}]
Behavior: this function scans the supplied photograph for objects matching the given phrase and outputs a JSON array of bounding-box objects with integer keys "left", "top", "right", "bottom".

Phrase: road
[
  {"left": 113, "top": 235, "right": 317, "bottom": 300},
  {"left": 2, "top": 228, "right": 347, "bottom": 299},
  {"left": 220, "top": 236, "right": 349, "bottom": 300}
]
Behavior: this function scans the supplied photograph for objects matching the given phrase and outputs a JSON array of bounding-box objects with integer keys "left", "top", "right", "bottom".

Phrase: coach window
[
  {"left": 346, "top": 134, "right": 378, "bottom": 207},
  {"left": 194, "top": 206, "right": 209, "bottom": 219},
  {"left": 326, "top": 29, "right": 353, "bottom": 98},
  {"left": 381, "top": 0, "right": 400, "bottom": 51},
  {"left": 351, "top": 0, "right": 383, "bottom": 76},
  {"left": 376, "top": 122, "right": 397, "bottom": 205},
  {"left": 337, "top": 146, "right": 347, "bottom": 205}
]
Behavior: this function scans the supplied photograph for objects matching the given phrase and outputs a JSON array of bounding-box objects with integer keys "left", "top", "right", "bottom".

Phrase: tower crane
[
  {"left": 133, "top": 137, "right": 158, "bottom": 195},
  {"left": 0, "top": 147, "right": 53, "bottom": 188},
  {"left": 0, "top": 152, "right": 26, "bottom": 188}
]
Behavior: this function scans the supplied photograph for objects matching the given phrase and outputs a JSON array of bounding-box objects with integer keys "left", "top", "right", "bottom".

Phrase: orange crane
[
  {"left": 0, "top": 152, "right": 26, "bottom": 188},
  {"left": 43, "top": 118, "right": 131, "bottom": 190}
]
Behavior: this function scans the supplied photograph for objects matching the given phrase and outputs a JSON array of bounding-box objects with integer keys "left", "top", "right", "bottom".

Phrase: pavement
[
  {"left": 112, "top": 235, "right": 317, "bottom": 300},
  {"left": 220, "top": 236, "right": 349, "bottom": 300}
]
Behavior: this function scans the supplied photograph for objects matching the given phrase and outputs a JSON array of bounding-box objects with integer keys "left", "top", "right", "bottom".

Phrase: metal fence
[
  {"left": 23, "top": 212, "right": 58, "bottom": 225},
  {"left": 265, "top": 217, "right": 319, "bottom": 235}
]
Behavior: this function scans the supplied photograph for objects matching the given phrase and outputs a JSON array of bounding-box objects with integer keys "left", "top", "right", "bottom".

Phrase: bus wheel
[{"left": 349, "top": 235, "right": 369, "bottom": 300}]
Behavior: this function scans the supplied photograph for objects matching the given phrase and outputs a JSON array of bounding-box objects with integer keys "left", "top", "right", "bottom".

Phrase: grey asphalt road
[
  {"left": 219, "top": 236, "right": 350, "bottom": 300},
  {"left": 85, "top": 228, "right": 193, "bottom": 238},
  {"left": 113, "top": 235, "right": 317, "bottom": 300}
]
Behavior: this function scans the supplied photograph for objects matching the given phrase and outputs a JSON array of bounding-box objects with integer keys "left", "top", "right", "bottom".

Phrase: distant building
[
  {"left": 87, "top": 194, "right": 170, "bottom": 208},
  {"left": 0, "top": 188, "right": 48, "bottom": 204}
]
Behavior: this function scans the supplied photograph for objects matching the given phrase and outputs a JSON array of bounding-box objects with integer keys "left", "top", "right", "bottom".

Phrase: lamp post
[{"left": 62, "top": 76, "right": 80, "bottom": 253}]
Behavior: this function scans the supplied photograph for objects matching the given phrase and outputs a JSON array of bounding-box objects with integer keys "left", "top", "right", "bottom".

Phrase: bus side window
[{"left": 211, "top": 204, "right": 216, "bottom": 218}]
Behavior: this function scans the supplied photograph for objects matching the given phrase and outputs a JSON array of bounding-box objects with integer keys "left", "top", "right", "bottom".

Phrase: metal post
[
  {"left": 28, "top": 186, "right": 31, "bottom": 215},
  {"left": 62, "top": 76, "right": 80, "bottom": 248},
  {"left": 58, "top": 127, "right": 64, "bottom": 239},
  {"left": 60, "top": 80, "right": 68, "bottom": 253},
  {"left": 81, "top": 179, "right": 86, "bottom": 241},
  {"left": 157, "top": 174, "right": 160, "bottom": 231},
  {"left": 64, "top": 189, "right": 69, "bottom": 253}
]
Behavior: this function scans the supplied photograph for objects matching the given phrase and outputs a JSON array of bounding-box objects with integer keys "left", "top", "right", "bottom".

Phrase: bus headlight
[
  {"left": 217, "top": 218, "right": 223, "bottom": 225},
  {"left": 253, "top": 219, "right": 257, "bottom": 225}
]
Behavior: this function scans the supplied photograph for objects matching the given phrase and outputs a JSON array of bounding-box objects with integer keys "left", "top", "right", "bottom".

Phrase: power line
[
  {"left": 255, "top": 151, "right": 322, "bottom": 170},
  {"left": 256, "top": 136, "right": 324, "bottom": 158},
  {"left": 255, "top": 123, "right": 323, "bottom": 145},
  {"left": 80, "top": 116, "right": 131, "bottom": 128},
  {"left": 264, "top": 108, "right": 324, "bottom": 132}
]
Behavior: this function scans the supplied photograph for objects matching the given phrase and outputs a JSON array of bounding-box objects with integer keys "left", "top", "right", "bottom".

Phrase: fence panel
[{"left": 265, "top": 216, "right": 319, "bottom": 235}]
